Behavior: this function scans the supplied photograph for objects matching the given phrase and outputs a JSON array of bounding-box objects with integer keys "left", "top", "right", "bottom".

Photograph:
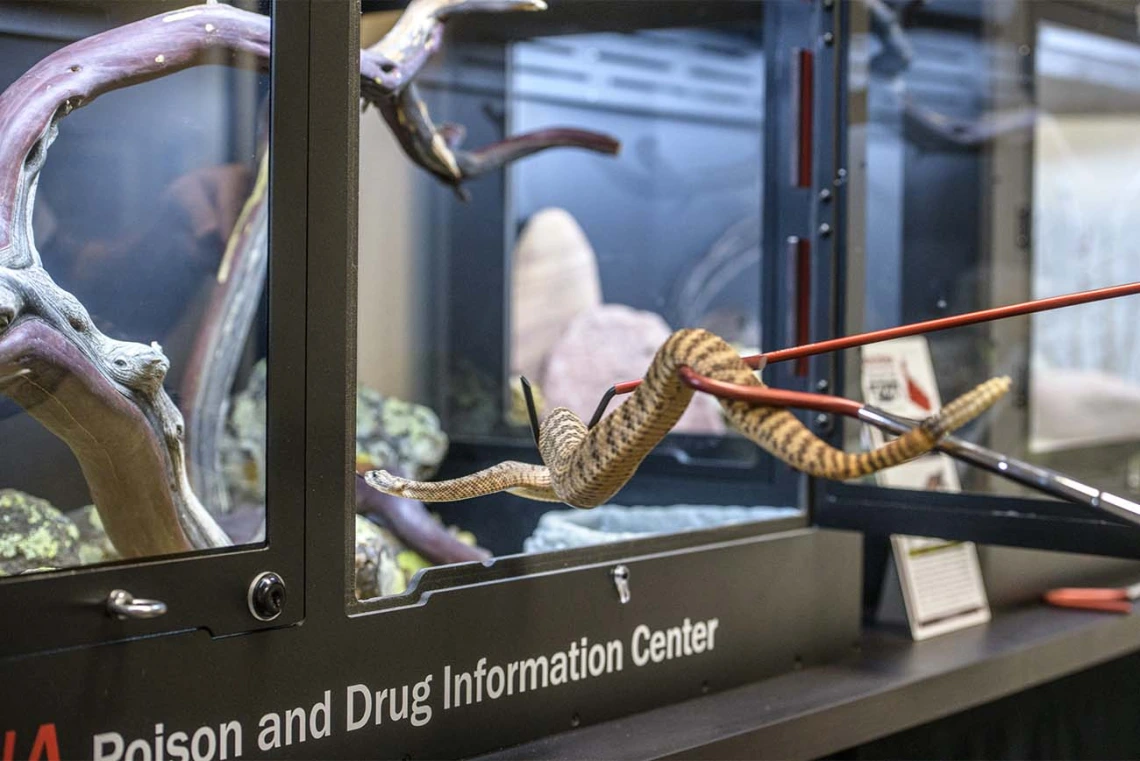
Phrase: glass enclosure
[
  {"left": 0, "top": 1, "right": 271, "bottom": 577},
  {"left": 353, "top": 1, "right": 808, "bottom": 601},
  {"left": 847, "top": 0, "right": 1140, "bottom": 500},
  {"left": 6, "top": 0, "right": 1137, "bottom": 601}
]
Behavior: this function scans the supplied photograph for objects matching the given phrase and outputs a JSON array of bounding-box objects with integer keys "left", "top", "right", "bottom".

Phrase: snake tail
[{"left": 732, "top": 374, "right": 1010, "bottom": 481}]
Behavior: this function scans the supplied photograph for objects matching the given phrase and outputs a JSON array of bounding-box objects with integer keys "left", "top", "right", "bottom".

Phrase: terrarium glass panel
[
  {"left": 0, "top": 2, "right": 271, "bottom": 577},
  {"left": 352, "top": 2, "right": 807, "bottom": 602},
  {"left": 846, "top": 2, "right": 1140, "bottom": 501}
]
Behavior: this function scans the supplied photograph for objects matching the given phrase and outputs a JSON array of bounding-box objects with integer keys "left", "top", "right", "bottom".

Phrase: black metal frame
[
  {"left": 0, "top": 0, "right": 308, "bottom": 656},
  {"left": 811, "top": 0, "right": 1140, "bottom": 560}
]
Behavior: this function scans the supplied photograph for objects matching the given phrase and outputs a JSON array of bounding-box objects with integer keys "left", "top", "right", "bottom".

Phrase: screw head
[
  {"left": 248, "top": 571, "right": 286, "bottom": 622},
  {"left": 819, "top": 223, "right": 833, "bottom": 237},
  {"left": 819, "top": 188, "right": 832, "bottom": 202},
  {"left": 822, "top": 32, "right": 835, "bottom": 45},
  {"left": 815, "top": 379, "right": 830, "bottom": 392}
]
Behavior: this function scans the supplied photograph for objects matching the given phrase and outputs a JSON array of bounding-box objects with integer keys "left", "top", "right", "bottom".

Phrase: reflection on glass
[
  {"left": 851, "top": 3, "right": 1140, "bottom": 501},
  {"left": 353, "top": 4, "right": 800, "bottom": 602},
  {"left": 0, "top": 2, "right": 270, "bottom": 577},
  {"left": 1030, "top": 24, "right": 1140, "bottom": 455}
]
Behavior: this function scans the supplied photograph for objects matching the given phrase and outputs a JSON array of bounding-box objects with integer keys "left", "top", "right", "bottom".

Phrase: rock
[
  {"left": 524, "top": 504, "right": 800, "bottom": 553},
  {"left": 511, "top": 208, "right": 603, "bottom": 382},
  {"left": 445, "top": 359, "right": 499, "bottom": 435},
  {"left": 65, "top": 505, "right": 119, "bottom": 566},
  {"left": 540, "top": 304, "right": 726, "bottom": 434},
  {"left": 354, "top": 515, "right": 405, "bottom": 600},
  {"left": 354, "top": 513, "right": 483, "bottom": 601},
  {"left": 0, "top": 490, "right": 82, "bottom": 575},
  {"left": 356, "top": 388, "right": 449, "bottom": 480},
  {"left": 221, "top": 360, "right": 450, "bottom": 503}
]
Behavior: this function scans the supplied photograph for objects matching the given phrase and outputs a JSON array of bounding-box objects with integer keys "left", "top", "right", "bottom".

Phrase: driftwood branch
[
  {"left": 0, "top": 319, "right": 192, "bottom": 557},
  {"left": 363, "top": 0, "right": 621, "bottom": 194},
  {"left": 376, "top": 85, "right": 620, "bottom": 198},
  {"left": 363, "top": 0, "right": 547, "bottom": 92},
  {"left": 0, "top": 5, "right": 271, "bottom": 265},
  {"left": 181, "top": 154, "right": 269, "bottom": 515}
]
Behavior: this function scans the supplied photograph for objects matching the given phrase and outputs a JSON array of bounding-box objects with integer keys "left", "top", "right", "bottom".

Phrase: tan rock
[
  {"left": 540, "top": 304, "right": 726, "bottom": 435},
  {"left": 510, "top": 208, "right": 602, "bottom": 382}
]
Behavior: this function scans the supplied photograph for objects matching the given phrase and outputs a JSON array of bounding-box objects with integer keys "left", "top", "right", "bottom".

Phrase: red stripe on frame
[
  {"left": 795, "top": 237, "right": 811, "bottom": 376},
  {"left": 796, "top": 49, "right": 814, "bottom": 187}
]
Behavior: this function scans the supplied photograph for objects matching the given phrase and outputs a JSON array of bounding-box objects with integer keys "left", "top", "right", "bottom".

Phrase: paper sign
[{"left": 862, "top": 337, "right": 990, "bottom": 640}]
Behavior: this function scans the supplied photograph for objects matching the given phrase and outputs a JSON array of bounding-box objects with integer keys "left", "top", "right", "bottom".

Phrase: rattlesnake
[{"left": 365, "top": 329, "right": 1009, "bottom": 508}]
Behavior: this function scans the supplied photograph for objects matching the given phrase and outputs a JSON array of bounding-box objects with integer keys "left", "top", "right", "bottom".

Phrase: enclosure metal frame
[
  {"left": 0, "top": 5, "right": 864, "bottom": 758},
  {"left": 349, "top": 0, "right": 858, "bottom": 607},
  {"left": 0, "top": 0, "right": 309, "bottom": 656}
]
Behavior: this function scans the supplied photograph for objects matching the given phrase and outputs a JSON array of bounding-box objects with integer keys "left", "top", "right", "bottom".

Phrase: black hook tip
[
  {"left": 588, "top": 386, "right": 617, "bottom": 430},
  {"left": 519, "top": 376, "right": 541, "bottom": 448}
]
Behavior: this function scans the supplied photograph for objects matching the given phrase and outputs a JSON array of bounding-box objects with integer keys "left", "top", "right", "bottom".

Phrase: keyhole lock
[
  {"left": 611, "top": 565, "right": 631, "bottom": 604},
  {"left": 248, "top": 571, "right": 287, "bottom": 621}
]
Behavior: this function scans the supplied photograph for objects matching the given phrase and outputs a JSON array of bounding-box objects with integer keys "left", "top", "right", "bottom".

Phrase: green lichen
[
  {"left": 66, "top": 505, "right": 119, "bottom": 566},
  {"left": 0, "top": 490, "right": 82, "bottom": 575},
  {"left": 353, "top": 385, "right": 447, "bottom": 480},
  {"left": 228, "top": 362, "right": 449, "bottom": 502}
]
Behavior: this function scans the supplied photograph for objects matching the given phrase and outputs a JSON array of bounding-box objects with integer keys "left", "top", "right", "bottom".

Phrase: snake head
[{"left": 364, "top": 469, "right": 407, "bottom": 497}]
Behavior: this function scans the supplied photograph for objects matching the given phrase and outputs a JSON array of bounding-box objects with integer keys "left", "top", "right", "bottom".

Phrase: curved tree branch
[
  {"left": 0, "top": 4, "right": 271, "bottom": 264},
  {"left": 0, "top": 318, "right": 191, "bottom": 557},
  {"left": 181, "top": 154, "right": 269, "bottom": 515},
  {"left": 364, "top": 0, "right": 547, "bottom": 93}
]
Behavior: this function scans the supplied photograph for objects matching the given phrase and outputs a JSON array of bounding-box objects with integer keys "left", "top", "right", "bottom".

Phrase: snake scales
[{"left": 365, "top": 328, "right": 1010, "bottom": 508}]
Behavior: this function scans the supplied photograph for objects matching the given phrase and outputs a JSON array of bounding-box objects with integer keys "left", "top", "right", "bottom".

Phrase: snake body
[{"left": 365, "top": 329, "right": 1010, "bottom": 507}]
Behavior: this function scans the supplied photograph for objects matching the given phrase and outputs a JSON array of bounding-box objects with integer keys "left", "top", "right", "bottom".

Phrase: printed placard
[{"left": 862, "top": 337, "right": 990, "bottom": 640}]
